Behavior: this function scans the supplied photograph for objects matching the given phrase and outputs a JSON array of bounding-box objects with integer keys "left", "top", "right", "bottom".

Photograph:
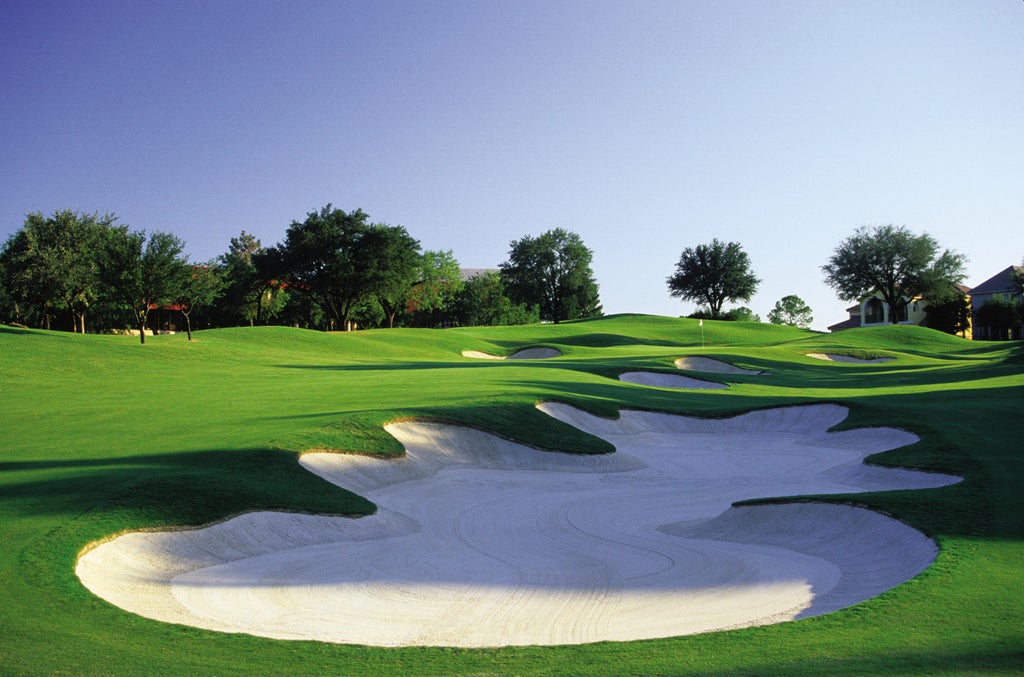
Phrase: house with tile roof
[{"left": 828, "top": 284, "right": 972, "bottom": 336}]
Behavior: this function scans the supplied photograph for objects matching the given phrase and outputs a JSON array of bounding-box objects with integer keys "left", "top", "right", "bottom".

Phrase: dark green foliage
[
  {"left": 0, "top": 210, "right": 114, "bottom": 332},
  {"left": 215, "top": 231, "right": 287, "bottom": 326},
  {"left": 451, "top": 271, "right": 539, "bottom": 327},
  {"left": 923, "top": 293, "right": 971, "bottom": 337},
  {"left": 499, "top": 228, "right": 601, "bottom": 323},
  {"left": 667, "top": 239, "right": 760, "bottom": 319},
  {"left": 405, "top": 250, "right": 464, "bottom": 327},
  {"left": 277, "top": 206, "right": 424, "bottom": 331},
  {"left": 974, "top": 298, "right": 1020, "bottom": 340},
  {"left": 177, "top": 261, "right": 222, "bottom": 340},
  {"left": 278, "top": 205, "right": 373, "bottom": 330},
  {"left": 768, "top": 294, "right": 813, "bottom": 327},
  {"left": 822, "top": 225, "right": 966, "bottom": 324},
  {"left": 366, "top": 225, "right": 422, "bottom": 328},
  {"left": 98, "top": 227, "right": 189, "bottom": 344}
]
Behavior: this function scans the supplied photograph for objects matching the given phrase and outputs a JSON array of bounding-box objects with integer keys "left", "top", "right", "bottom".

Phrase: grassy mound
[{"left": 1, "top": 317, "right": 1021, "bottom": 675}]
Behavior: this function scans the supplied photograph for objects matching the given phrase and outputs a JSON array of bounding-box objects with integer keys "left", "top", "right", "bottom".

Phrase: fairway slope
[{"left": 77, "top": 403, "right": 959, "bottom": 647}]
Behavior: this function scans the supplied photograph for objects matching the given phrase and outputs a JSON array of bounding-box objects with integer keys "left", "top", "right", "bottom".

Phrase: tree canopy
[
  {"left": 404, "top": 249, "right": 462, "bottom": 327},
  {"left": 451, "top": 271, "right": 539, "bottom": 327},
  {"left": 0, "top": 210, "right": 113, "bottom": 332},
  {"left": 215, "top": 231, "right": 287, "bottom": 326},
  {"left": 822, "top": 225, "right": 966, "bottom": 324},
  {"left": 99, "top": 227, "right": 189, "bottom": 343},
  {"left": 177, "top": 261, "right": 222, "bottom": 340},
  {"left": 365, "top": 225, "right": 422, "bottom": 328},
  {"left": 667, "top": 239, "right": 760, "bottom": 319},
  {"left": 277, "top": 205, "right": 374, "bottom": 331},
  {"left": 767, "top": 295, "right": 813, "bottom": 328},
  {"left": 499, "top": 228, "right": 601, "bottom": 324}
]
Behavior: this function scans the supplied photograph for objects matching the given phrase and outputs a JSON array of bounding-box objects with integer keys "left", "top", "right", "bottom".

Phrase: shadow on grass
[
  {"left": 648, "top": 638, "right": 1024, "bottom": 677},
  {"left": 0, "top": 448, "right": 374, "bottom": 527}
]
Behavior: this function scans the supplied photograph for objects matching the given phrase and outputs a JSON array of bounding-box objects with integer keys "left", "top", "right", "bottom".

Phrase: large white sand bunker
[
  {"left": 807, "top": 353, "right": 895, "bottom": 364},
  {"left": 77, "top": 404, "right": 959, "bottom": 647},
  {"left": 462, "top": 347, "right": 561, "bottom": 360},
  {"left": 619, "top": 371, "right": 728, "bottom": 390},
  {"left": 675, "top": 356, "right": 762, "bottom": 375}
]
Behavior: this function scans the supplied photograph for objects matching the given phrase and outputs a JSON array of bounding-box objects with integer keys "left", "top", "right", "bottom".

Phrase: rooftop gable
[{"left": 969, "top": 266, "right": 1023, "bottom": 295}]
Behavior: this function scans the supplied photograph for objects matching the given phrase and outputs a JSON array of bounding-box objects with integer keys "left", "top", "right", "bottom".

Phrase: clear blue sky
[{"left": 2, "top": 0, "right": 1021, "bottom": 330}]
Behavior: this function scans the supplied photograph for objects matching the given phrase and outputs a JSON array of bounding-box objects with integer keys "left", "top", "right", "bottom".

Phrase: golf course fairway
[{"left": 1, "top": 316, "right": 1021, "bottom": 674}]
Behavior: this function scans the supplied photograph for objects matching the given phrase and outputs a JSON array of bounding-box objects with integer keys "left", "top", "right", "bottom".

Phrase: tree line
[
  {"left": 0, "top": 207, "right": 602, "bottom": 342},
  {"left": 3, "top": 207, "right": 1016, "bottom": 340}
]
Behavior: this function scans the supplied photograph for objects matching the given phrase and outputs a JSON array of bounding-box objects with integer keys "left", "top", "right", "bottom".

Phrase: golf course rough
[{"left": 77, "top": 402, "right": 959, "bottom": 647}]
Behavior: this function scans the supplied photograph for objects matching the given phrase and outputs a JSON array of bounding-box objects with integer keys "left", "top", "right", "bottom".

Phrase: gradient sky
[{"left": 2, "top": 0, "right": 1021, "bottom": 330}]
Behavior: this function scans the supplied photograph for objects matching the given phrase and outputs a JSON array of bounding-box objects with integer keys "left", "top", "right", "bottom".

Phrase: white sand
[
  {"left": 462, "top": 347, "right": 561, "bottom": 360},
  {"left": 807, "top": 353, "right": 895, "bottom": 363},
  {"left": 674, "top": 356, "right": 763, "bottom": 374},
  {"left": 619, "top": 371, "right": 729, "bottom": 389},
  {"left": 76, "top": 404, "right": 958, "bottom": 647}
]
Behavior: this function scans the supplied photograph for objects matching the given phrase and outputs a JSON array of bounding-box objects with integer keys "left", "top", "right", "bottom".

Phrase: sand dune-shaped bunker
[
  {"left": 807, "top": 353, "right": 895, "bottom": 364},
  {"left": 76, "top": 403, "right": 959, "bottom": 647},
  {"left": 619, "top": 371, "right": 729, "bottom": 389},
  {"left": 675, "top": 356, "right": 763, "bottom": 375},
  {"left": 462, "top": 346, "right": 561, "bottom": 360}
]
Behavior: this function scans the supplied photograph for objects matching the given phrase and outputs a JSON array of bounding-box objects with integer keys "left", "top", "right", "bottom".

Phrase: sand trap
[
  {"left": 674, "top": 356, "right": 762, "bottom": 375},
  {"left": 619, "top": 371, "right": 728, "bottom": 390},
  {"left": 462, "top": 347, "right": 561, "bottom": 360},
  {"left": 77, "top": 404, "right": 959, "bottom": 647},
  {"left": 807, "top": 353, "right": 895, "bottom": 364}
]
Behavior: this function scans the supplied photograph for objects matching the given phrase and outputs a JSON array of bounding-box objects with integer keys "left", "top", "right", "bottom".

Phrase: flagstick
[{"left": 700, "top": 318, "right": 704, "bottom": 348}]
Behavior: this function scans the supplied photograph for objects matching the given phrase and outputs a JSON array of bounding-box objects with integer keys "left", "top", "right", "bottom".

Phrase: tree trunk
[
  {"left": 138, "top": 311, "right": 147, "bottom": 344},
  {"left": 183, "top": 311, "right": 193, "bottom": 341}
]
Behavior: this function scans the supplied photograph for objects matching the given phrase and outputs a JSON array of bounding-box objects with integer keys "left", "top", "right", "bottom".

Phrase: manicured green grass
[{"left": 1, "top": 316, "right": 1021, "bottom": 675}]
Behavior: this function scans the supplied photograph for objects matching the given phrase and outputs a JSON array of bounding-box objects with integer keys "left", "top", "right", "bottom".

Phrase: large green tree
[
  {"left": 822, "top": 225, "right": 966, "bottom": 324},
  {"left": 280, "top": 206, "right": 419, "bottom": 331},
  {"left": 923, "top": 291, "right": 971, "bottom": 337},
  {"left": 176, "top": 261, "right": 222, "bottom": 340},
  {"left": 405, "top": 249, "right": 464, "bottom": 327},
  {"left": 0, "top": 210, "right": 112, "bottom": 332},
  {"left": 451, "top": 270, "right": 539, "bottom": 327},
  {"left": 499, "top": 228, "right": 601, "bottom": 324},
  {"left": 767, "top": 294, "right": 814, "bottom": 328},
  {"left": 667, "top": 239, "right": 760, "bottom": 319},
  {"left": 99, "top": 227, "right": 189, "bottom": 344},
  {"left": 278, "top": 205, "right": 383, "bottom": 331},
  {"left": 363, "top": 224, "right": 422, "bottom": 328},
  {"left": 216, "top": 231, "right": 287, "bottom": 326}
]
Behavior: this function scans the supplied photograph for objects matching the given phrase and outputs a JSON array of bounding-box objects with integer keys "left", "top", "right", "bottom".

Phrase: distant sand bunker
[
  {"left": 807, "top": 353, "right": 895, "bottom": 364},
  {"left": 462, "top": 347, "right": 561, "bottom": 360},
  {"left": 619, "top": 371, "right": 728, "bottom": 390},
  {"left": 674, "top": 356, "right": 762, "bottom": 374},
  {"left": 77, "top": 404, "right": 958, "bottom": 647}
]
